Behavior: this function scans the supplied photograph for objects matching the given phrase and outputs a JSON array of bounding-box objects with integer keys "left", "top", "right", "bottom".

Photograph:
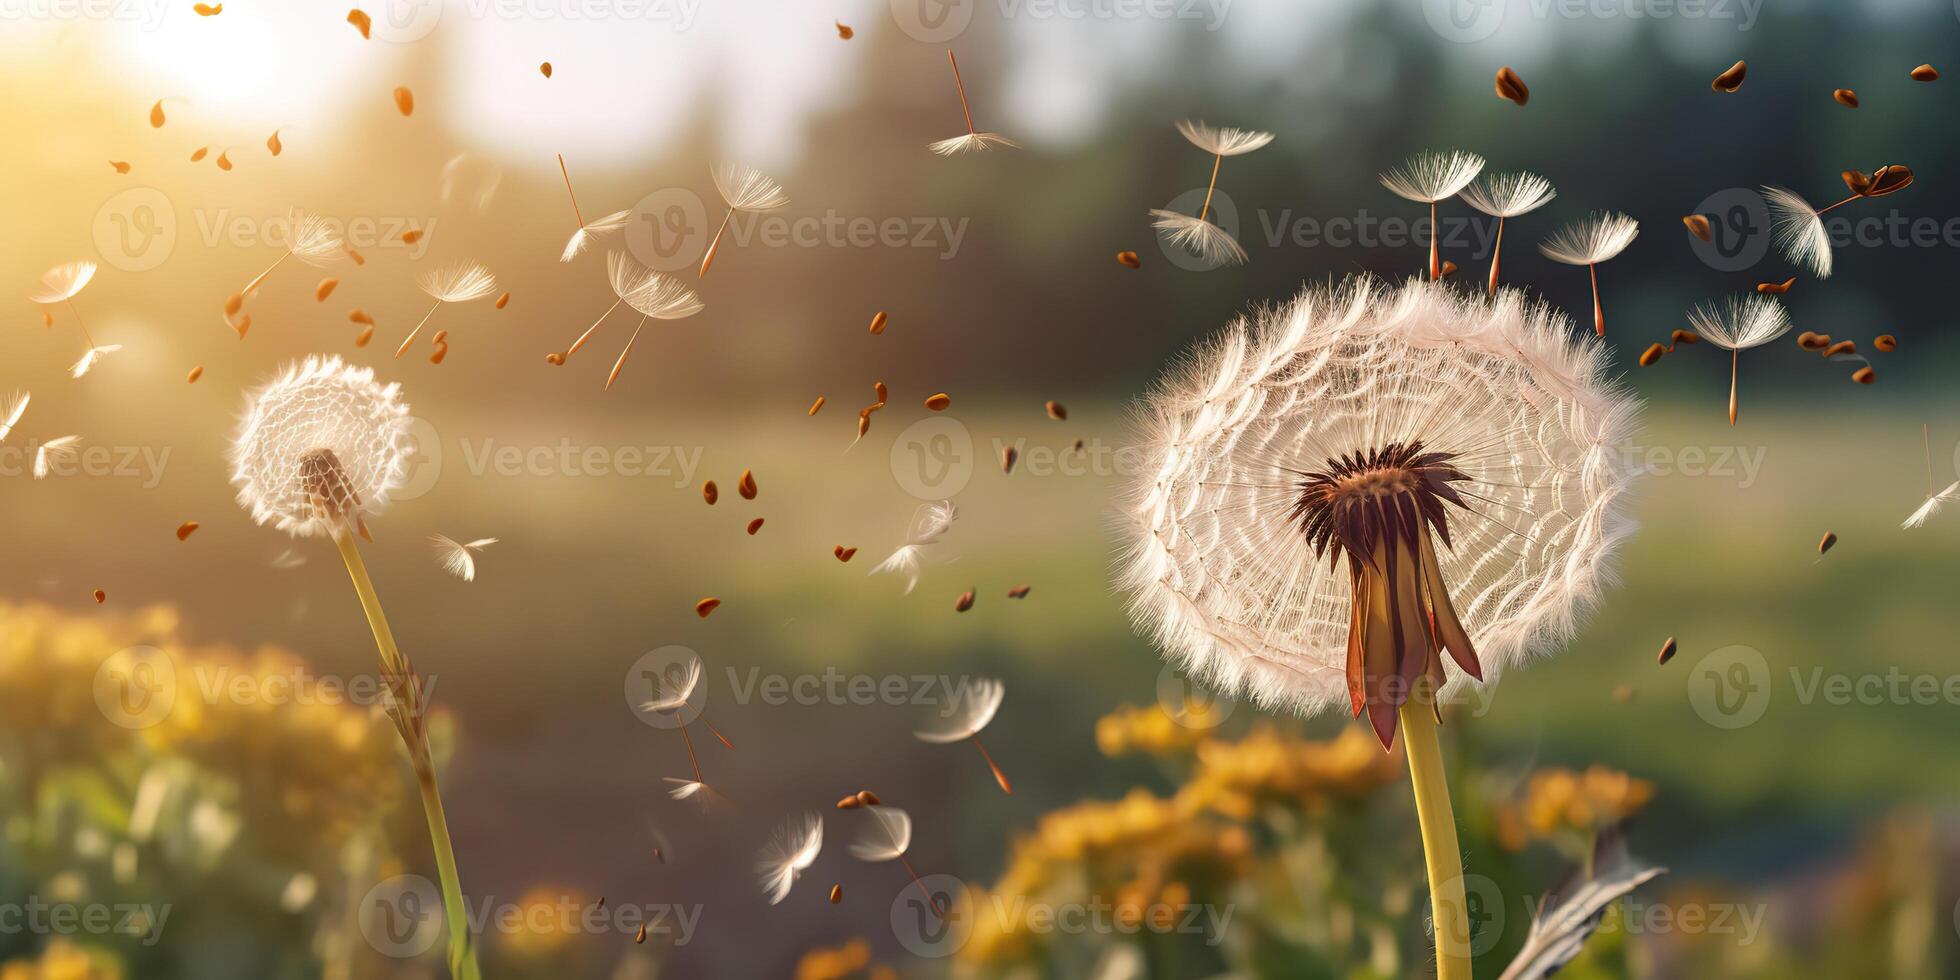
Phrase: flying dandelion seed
[
  {"left": 636, "top": 650, "right": 730, "bottom": 799},
  {"left": 1686, "top": 294, "right": 1792, "bottom": 426},
  {"left": 605, "top": 260, "right": 704, "bottom": 391},
  {"left": 440, "top": 153, "right": 503, "bottom": 212},
  {"left": 929, "top": 50, "right": 1018, "bottom": 156},
  {"left": 757, "top": 813, "right": 824, "bottom": 906},
  {"left": 1538, "top": 211, "right": 1639, "bottom": 336},
  {"left": 1458, "top": 171, "right": 1556, "bottom": 294},
  {"left": 699, "top": 164, "right": 789, "bottom": 277},
  {"left": 33, "top": 435, "right": 80, "bottom": 480},
  {"left": 847, "top": 805, "right": 946, "bottom": 916},
  {"left": 1763, "top": 167, "right": 1913, "bottom": 280},
  {"left": 229, "top": 355, "right": 482, "bottom": 977},
  {"left": 30, "top": 262, "right": 118, "bottom": 378},
  {"left": 1380, "top": 150, "right": 1486, "bottom": 281},
  {"left": 1903, "top": 423, "right": 1960, "bottom": 529},
  {"left": 429, "top": 534, "right": 497, "bottom": 581},
  {"left": 1118, "top": 276, "right": 1641, "bottom": 980},
  {"left": 238, "top": 211, "right": 344, "bottom": 300},
  {"left": 869, "top": 500, "right": 958, "bottom": 594},
  {"left": 914, "top": 676, "right": 1011, "bottom": 794},
  {"left": 0, "top": 391, "right": 28, "bottom": 444},
  {"left": 395, "top": 262, "right": 497, "bottom": 357},
  {"left": 555, "top": 153, "right": 632, "bottom": 262},
  {"left": 1148, "top": 120, "right": 1273, "bottom": 269}
]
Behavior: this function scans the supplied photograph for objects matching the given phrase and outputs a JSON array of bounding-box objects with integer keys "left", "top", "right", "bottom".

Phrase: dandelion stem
[
  {"left": 947, "top": 50, "right": 976, "bottom": 135},
  {"left": 1198, "top": 153, "right": 1222, "bottom": 223},
  {"left": 1925, "top": 423, "right": 1935, "bottom": 497},
  {"left": 970, "top": 736, "right": 1012, "bottom": 794},
  {"left": 63, "top": 299, "right": 96, "bottom": 349},
  {"left": 899, "top": 856, "right": 946, "bottom": 917},
  {"left": 331, "top": 531, "right": 482, "bottom": 980},
  {"left": 569, "top": 298, "right": 626, "bottom": 358},
  {"left": 1400, "top": 699, "right": 1472, "bottom": 980},
  {"left": 678, "top": 720, "right": 704, "bottom": 783},
  {"left": 605, "top": 317, "right": 647, "bottom": 391},
  {"left": 557, "top": 153, "right": 586, "bottom": 229},
  {"left": 1488, "top": 217, "right": 1505, "bottom": 295},
  {"left": 1816, "top": 194, "right": 1860, "bottom": 216},
  {"left": 395, "top": 301, "right": 443, "bottom": 358},
  {"left": 699, "top": 210, "right": 734, "bottom": 278},
  {"left": 1728, "top": 347, "right": 1739, "bottom": 426},
  {"left": 242, "top": 250, "right": 291, "bottom": 297},
  {"left": 705, "top": 721, "right": 734, "bottom": 749},
  {"left": 1588, "top": 262, "right": 1604, "bottom": 336},
  {"left": 1428, "top": 202, "right": 1440, "bottom": 281}
]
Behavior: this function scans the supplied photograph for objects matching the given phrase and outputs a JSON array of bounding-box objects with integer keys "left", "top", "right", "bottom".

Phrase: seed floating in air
[
  {"left": 924, "top": 392, "right": 951, "bottom": 411},
  {"left": 214, "top": 150, "right": 233, "bottom": 171},
  {"left": 1638, "top": 343, "right": 1667, "bottom": 367},
  {"left": 1818, "top": 531, "right": 1838, "bottom": 554},
  {"left": 855, "top": 790, "right": 881, "bottom": 806},
  {"left": 808, "top": 395, "right": 825, "bottom": 416},
  {"left": 833, "top": 546, "right": 857, "bottom": 562},
  {"left": 355, "top": 325, "right": 374, "bottom": 346},
  {"left": 738, "top": 469, "right": 757, "bottom": 499},
  {"left": 93, "top": 589, "right": 107, "bottom": 603},
  {"left": 1007, "top": 585, "right": 1030, "bottom": 599},
  {"left": 1045, "top": 400, "right": 1067, "bottom": 420},
  {"left": 1682, "top": 214, "right": 1712, "bottom": 241},
  {"left": 190, "top": 146, "right": 208, "bottom": 162},
  {"left": 1911, "top": 64, "right": 1940, "bottom": 82},
  {"left": 187, "top": 366, "right": 203, "bottom": 383},
  {"left": 109, "top": 160, "right": 130, "bottom": 174},
  {"left": 868, "top": 311, "right": 888, "bottom": 335},
  {"left": 149, "top": 100, "right": 166, "bottom": 127},
  {"left": 746, "top": 518, "right": 764, "bottom": 535},
  {"left": 955, "top": 589, "right": 975, "bottom": 612},
  {"left": 393, "top": 86, "right": 414, "bottom": 116},
  {"left": 1439, "top": 259, "right": 1459, "bottom": 279},
  {"left": 346, "top": 246, "right": 365, "bottom": 265},
  {"left": 1494, "top": 65, "right": 1529, "bottom": 106},
  {"left": 1833, "top": 88, "right": 1859, "bottom": 108},
  {"left": 495, "top": 291, "right": 510, "bottom": 309},
  {"left": 316, "top": 278, "right": 339, "bottom": 302},
  {"left": 1852, "top": 366, "right": 1876, "bottom": 384},
  {"left": 829, "top": 884, "right": 843, "bottom": 904},
  {"left": 429, "top": 342, "right": 448, "bottom": 365},
  {"left": 1671, "top": 330, "right": 1700, "bottom": 345},
  {"left": 1115, "top": 250, "right": 1140, "bottom": 268},
  {"left": 193, "top": 2, "right": 220, "bottom": 13},
  {"left": 1875, "top": 334, "right": 1898, "bottom": 352},
  {"left": 1796, "top": 331, "right": 1831, "bottom": 351},
  {"left": 540, "top": 62, "right": 553, "bottom": 78},
  {"left": 176, "top": 521, "right": 199, "bottom": 541},
  {"left": 1822, "top": 340, "right": 1857, "bottom": 358},
  {"left": 347, "top": 9, "right": 371, "bottom": 38},
  {"left": 703, "top": 481, "right": 718, "bottom": 505},
  {"left": 634, "top": 923, "right": 647, "bottom": 944},
  {"left": 1001, "top": 446, "right": 1017, "bottom": 474},
  {"left": 349, "top": 309, "right": 374, "bottom": 326},
  {"left": 1658, "top": 636, "right": 1678, "bottom": 665},
  {"left": 543, "top": 351, "right": 563, "bottom": 364},
  {"left": 267, "top": 130, "right": 283, "bottom": 156},
  {"left": 1756, "top": 278, "right": 1795, "bottom": 295},
  {"left": 402, "top": 229, "right": 423, "bottom": 245},
  {"left": 835, "top": 21, "right": 853, "bottom": 39},
  {"left": 836, "top": 795, "right": 860, "bottom": 809},
  {"left": 694, "top": 597, "right": 721, "bottom": 618},
  {"left": 1712, "top": 60, "right": 1747, "bottom": 92}
]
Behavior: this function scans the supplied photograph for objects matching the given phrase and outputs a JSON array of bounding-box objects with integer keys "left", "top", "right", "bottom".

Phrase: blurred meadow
[{"left": 5, "top": 0, "right": 1960, "bottom": 977}]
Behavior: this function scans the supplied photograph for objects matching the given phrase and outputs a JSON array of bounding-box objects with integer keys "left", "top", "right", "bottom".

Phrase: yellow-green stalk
[{"left": 1401, "top": 700, "right": 1471, "bottom": 980}]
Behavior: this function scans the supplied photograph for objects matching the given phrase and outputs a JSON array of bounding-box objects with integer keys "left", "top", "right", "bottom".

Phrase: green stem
[
  {"left": 333, "top": 531, "right": 482, "bottom": 980},
  {"left": 1401, "top": 700, "right": 1472, "bottom": 980}
]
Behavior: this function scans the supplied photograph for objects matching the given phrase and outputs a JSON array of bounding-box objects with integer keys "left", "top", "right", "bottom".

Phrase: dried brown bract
[
  {"left": 1494, "top": 65, "right": 1529, "bottom": 106},
  {"left": 1712, "top": 60, "right": 1746, "bottom": 92}
]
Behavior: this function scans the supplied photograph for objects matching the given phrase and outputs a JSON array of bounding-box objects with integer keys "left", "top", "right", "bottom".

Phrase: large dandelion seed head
[
  {"left": 1118, "top": 277, "right": 1642, "bottom": 720},
  {"left": 229, "top": 355, "right": 414, "bottom": 539}
]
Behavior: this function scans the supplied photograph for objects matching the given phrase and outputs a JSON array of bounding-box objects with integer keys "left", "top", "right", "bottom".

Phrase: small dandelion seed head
[
  {"left": 1174, "top": 120, "right": 1275, "bottom": 158},
  {"left": 1459, "top": 171, "right": 1558, "bottom": 218},
  {"left": 1538, "top": 211, "right": 1640, "bottom": 265},
  {"left": 1685, "top": 294, "right": 1793, "bottom": 350},
  {"left": 1379, "top": 149, "right": 1487, "bottom": 204},
  {"left": 229, "top": 355, "right": 413, "bottom": 539}
]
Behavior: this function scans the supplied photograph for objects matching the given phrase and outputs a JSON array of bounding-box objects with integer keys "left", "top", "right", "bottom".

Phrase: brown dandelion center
[
  {"left": 298, "top": 447, "right": 366, "bottom": 535},
  {"left": 1289, "top": 441, "right": 1485, "bottom": 751}
]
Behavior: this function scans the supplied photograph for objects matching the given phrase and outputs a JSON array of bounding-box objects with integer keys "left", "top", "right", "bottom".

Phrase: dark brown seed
[
  {"left": 855, "top": 790, "right": 880, "bottom": 806},
  {"left": 1842, "top": 169, "right": 1873, "bottom": 195},
  {"left": 1007, "top": 585, "right": 1031, "bottom": 599},
  {"left": 703, "top": 481, "right": 718, "bottom": 505},
  {"left": 695, "top": 597, "right": 721, "bottom": 618},
  {"left": 1638, "top": 343, "right": 1667, "bottom": 368},
  {"left": 1819, "top": 531, "right": 1838, "bottom": 554},
  {"left": 1912, "top": 64, "right": 1939, "bottom": 82},
  {"left": 1115, "top": 250, "right": 1141, "bottom": 268},
  {"left": 925, "top": 392, "right": 951, "bottom": 411},
  {"left": 539, "top": 61, "right": 552, "bottom": 78},
  {"left": 1045, "top": 400, "right": 1067, "bottom": 420},
  {"left": 808, "top": 395, "right": 825, "bottom": 416},
  {"left": 1712, "top": 60, "right": 1747, "bottom": 92},
  {"left": 746, "top": 518, "right": 764, "bottom": 535},
  {"left": 1494, "top": 65, "right": 1529, "bottom": 106},
  {"left": 176, "top": 521, "right": 199, "bottom": 541},
  {"left": 1852, "top": 366, "right": 1876, "bottom": 384},
  {"left": 1833, "top": 88, "right": 1860, "bottom": 108},
  {"left": 955, "top": 589, "right": 975, "bottom": 612},
  {"left": 829, "top": 884, "right": 843, "bottom": 904},
  {"left": 1755, "top": 277, "right": 1796, "bottom": 295},
  {"left": 93, "top": 589, "right": 106, "bottom": 603},
  {"left": 1874, "top": 334, "right": 1898, "bottom": 352},
  {"left": 1072, "top": 438, "right": 1085, "bottom": 452},
  {"left": 1670, "top": 329, "right": 1701, "bottom": 345},
  {"left": 868, "top": 311, "right": 888, "bottom": 335},
  {"left": 1001, "top": 446, "right": 1017, "bottom": 474},
  {"left": 1682, "top": 214, "right": 1712, "bottom": 241},
  {"left": 1822, "top": 340, "right": 1858, "bottom": 358},
  {"left": 1796, "top": 331, "right": 1831, "bottom": 351},
  {"left": 1658, "top": 636, "right": 1678, "bottom": 665},
  {"left": 839, "top": 547, "right": 857, "bottom": 561},
  {"left": 635, "top": 923, "right": 647, "bottom": 944},
  {"left": 836, "top": 795, "right": 861, "bottom": 809},
  {"left": 738, "top": 469, "right": 757, "bottom": 499},
  {"left": 1867, "top": 165, "right": 1915, "bottom": 197}
]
